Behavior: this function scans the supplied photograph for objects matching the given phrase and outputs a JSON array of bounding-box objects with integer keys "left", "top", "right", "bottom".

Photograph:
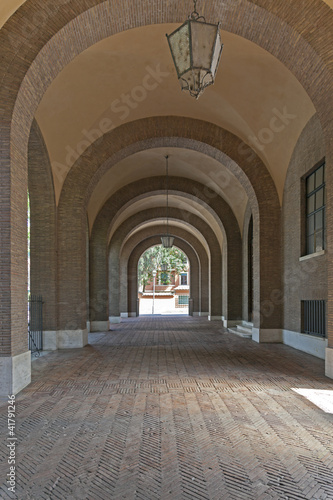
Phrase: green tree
[{"left": 138, "top": 245, "right": 187, "bottom": 291}]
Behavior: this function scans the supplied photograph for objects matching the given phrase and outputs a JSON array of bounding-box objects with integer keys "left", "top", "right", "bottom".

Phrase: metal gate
[{"left": 28, "top": 294, "right": 43, "bottom": 355}]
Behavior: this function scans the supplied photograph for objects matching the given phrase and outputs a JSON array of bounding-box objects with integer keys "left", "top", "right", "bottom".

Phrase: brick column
[
  {"left": 28, "top": 121, "right": 57, "bottom": 350},
  {"left": 56, "top": 171, "right": 89, "bottom": 348},
  {"left": 0, "top": 131, "right": 31, "bottom": 396}
]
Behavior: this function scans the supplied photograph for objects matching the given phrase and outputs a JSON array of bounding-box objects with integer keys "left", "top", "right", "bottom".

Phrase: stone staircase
[{"left": 228, "top": 321, "right": 253, "bottom": 339}]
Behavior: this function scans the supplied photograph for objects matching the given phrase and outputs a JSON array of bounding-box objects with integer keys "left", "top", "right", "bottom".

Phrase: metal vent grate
[{"left": 301, "top": 300, "right": 326, "bottom": 338}]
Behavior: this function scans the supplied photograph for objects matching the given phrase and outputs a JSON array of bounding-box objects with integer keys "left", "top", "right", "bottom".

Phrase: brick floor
[{"left": 1, "top": 316, "right": 333, "bottom": 499}]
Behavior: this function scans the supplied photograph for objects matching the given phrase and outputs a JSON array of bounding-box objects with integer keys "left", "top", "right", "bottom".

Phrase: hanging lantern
[
  {"left": 166, "top": 0, "right": 223, "bottom": 99},
  {"left": 161, "top": 155, "right": 174, "bottom": 249},
  {"left": 161, "top": 263, "right": 168, "bottom": 272},
  {"left": 161, "top": 236, "right": 174, "bottom": 249}
]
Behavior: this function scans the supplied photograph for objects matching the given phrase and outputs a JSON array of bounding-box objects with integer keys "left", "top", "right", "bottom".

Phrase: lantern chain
[
  {"left": 165, "top": 155, "right": 169, "bottom": 239},
  {"left": 190, "top": 0, "right": 205, "bottom": 21}
]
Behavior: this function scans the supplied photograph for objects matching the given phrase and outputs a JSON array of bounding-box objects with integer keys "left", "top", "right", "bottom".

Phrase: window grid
[
  {"left": 178, "top": 295, "right": 189, "bottom": 305},
  {"left": 306, "top": 164, "right": 325, "bottom": 254},
  {"left": 180, "top": 273, "right": 188, "bottom": 285}
]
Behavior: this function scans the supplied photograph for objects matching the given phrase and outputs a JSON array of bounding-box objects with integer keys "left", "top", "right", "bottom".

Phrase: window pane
[
  {"left": 307, "top": 235, "right": 314, "bottom": 254},
  {"left": 307, "top": 173, "right": 315, "bottom": 193},
  {"left": 307, "top": 194, "right": 315, "bottom": 214},
  {"left": 315, "top": 229, "right": 323, "bottom": 252},
  {"left": 307, "top": 214, "right": 315, "bottom": 235},
  {"left": 315, "top": 188, "right": 324, "bottom": 210},
  {"left": 181, "top": 274, "right": 187, "bottom": 285},
  {"left": 316, "top": 166, "right": 324, "bottom": 188},
  {"left": 161, "top": 272, "right": 169, "bottom": 284},
  {"left": 315, "top": 210, "right": 323, "bottom": 230}
]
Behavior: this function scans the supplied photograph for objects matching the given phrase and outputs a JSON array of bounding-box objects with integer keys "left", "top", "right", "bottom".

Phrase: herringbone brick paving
[{"left": 1, "top": 316, "right": 333, "bottom": 499}]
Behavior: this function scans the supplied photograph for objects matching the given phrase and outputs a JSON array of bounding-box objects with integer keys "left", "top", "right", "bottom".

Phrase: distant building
[{"left": 139, "top": 268, "right": 190, "bottom": 311}]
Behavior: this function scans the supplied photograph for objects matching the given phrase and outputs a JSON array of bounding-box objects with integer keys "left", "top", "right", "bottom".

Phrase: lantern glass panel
[
  {"left": 167, "top": 22, "right": 191, "bottom": 77},
  {"left": 211, "top": 32, "right": 223, "bottom": 76},
  {"left": 190, "top": 21, "right": 217, "bottom": 70}
]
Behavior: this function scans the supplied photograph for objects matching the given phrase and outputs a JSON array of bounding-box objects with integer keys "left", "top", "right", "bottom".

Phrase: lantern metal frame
[{"left": 166, "top": 0, "right": 223, "bottom": 99}]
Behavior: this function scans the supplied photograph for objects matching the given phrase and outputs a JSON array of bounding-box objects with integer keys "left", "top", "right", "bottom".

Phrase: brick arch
[
  {"left": 58, "top": 117, "right": 282, "bottom": 339},
  {"left": 91, "top": 221, "right": 210, "bottom": 330},
  {"left": 2, "top": 0, "right": 333, "bottom": 390},
  {"left": 3, "top": 0, "right": 332, "bottom": 165},
  {"left": 121, "top": 227, "right": 209, "bottom": 320},
  {"left": 89, "top": 173, "right": 242, "bottom": 330},
  {"left": 57, "top": 117, "right": 279, "bottom": 332},
  {"left": 121, "top": 232, "right": 202, "bottom": 320},
  {"left": 108, "top": 208, "right": 222, "bottom": 322},
  {"left": 52, "top": 118, "right": 281, "bottom": 347}
]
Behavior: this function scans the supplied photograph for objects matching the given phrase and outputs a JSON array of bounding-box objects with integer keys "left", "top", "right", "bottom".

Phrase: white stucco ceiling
[
  {"left": 108, "top": 194, "right": 225, "bottom": 251},
  {"left": 123, "top": 220, "right": 211, "bottom": 257},
  {"left": 1, "top": 0, "right": 329, "bottom": 242},
  {"left": 88, "top": 147, "right": 248, "bottom": 233},
  {"left": 33, "top": 24, "right": 315, "bottom": 206}
]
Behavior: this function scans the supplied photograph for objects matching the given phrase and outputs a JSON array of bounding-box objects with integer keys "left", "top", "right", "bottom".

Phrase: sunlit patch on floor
[{"left": 292, "top": 388, "right": 333, "bottom": 414}]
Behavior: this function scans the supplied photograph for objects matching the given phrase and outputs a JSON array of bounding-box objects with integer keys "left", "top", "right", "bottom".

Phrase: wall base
[
  {"left": 43, "top": 331, "right": 57, "bottom": 350},
  {"left": 109, "top": 316, "right": 121, "bottom": 325},
  {"left": 283, "top": 330, "right": 327, "bottom": 360},
  {"left": 121, "top": 312, "right": 129, "bottom": 318},
  {"left": 223, "top": 319, "right": 241, "bottom": 328},
  {"left": 0, "top": 351, "right": 31, "bottom": 397},
  {"left": 128, "top": 312, "right": 137, "bottom": 318},
  {"left": 208, "top": 315, "right": 223, "bottom": 321},
  {"left": 90, "top": 321, "right": 109, "bottom": 332},
  {"left": 325, "top": 347, "right": 333, "bottom": 379},
  {"left": 252, "top": 328, "right": 283, "bottom": 343},
  {"left": 58, "top": 329, "right": 88, "bottom": 348}
]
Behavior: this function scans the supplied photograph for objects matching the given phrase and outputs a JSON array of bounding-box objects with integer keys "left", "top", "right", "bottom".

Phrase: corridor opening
[{"left": 137, "top": 245, "right": 190, "bottom": 316}]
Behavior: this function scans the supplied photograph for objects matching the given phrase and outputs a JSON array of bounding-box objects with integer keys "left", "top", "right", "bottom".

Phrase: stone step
[
  {"left": 228, "top": 322, "right": 253, "bottom": 339},
  {"left": 242, "top": 321, "right": 254, "bottom": 329},
  {"left": 237, "top": 325, "right": 253, "bottom": 335}
]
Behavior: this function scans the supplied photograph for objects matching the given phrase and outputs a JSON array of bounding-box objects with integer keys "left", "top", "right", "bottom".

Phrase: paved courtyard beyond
[{"left": 1, "top": 316, "right": 333, "bottom": 500}]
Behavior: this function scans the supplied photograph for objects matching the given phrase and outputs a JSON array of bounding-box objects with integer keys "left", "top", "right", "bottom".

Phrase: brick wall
[
  {"left": 242, "top": 203, "right": 253, "bottom": 322},
  {"left": 282, "top": 114, "right": 327, "bottom": 333}
]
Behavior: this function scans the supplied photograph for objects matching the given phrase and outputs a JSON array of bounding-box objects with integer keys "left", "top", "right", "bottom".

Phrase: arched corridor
[
  {"left": 2, "top": 1, "right": 333, "bottom": 394},
  {"left": 2, "top": 316, "right": 332, "bottom": 499},
  {"left": 1, "top": 0, "right": 333, "bottom": 496}
]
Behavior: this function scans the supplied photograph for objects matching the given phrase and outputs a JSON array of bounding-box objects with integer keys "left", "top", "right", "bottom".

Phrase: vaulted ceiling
[{"left": 2, "top": 0, "right": 331, "bottom": 243}]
